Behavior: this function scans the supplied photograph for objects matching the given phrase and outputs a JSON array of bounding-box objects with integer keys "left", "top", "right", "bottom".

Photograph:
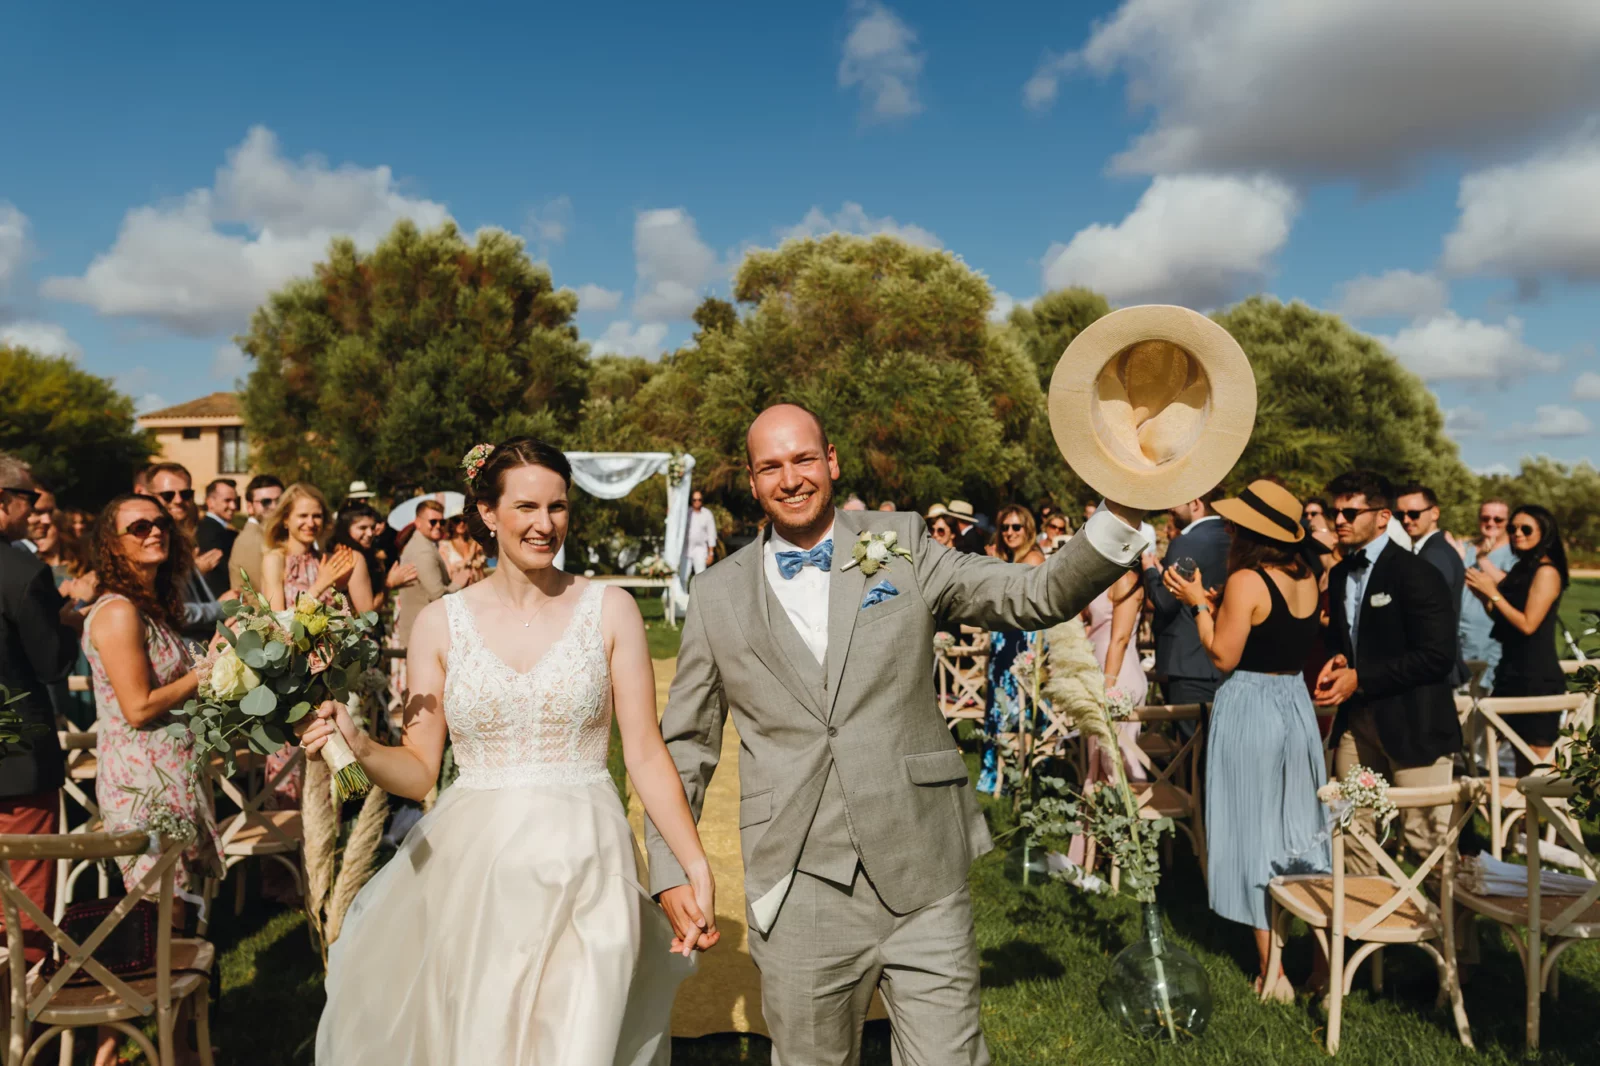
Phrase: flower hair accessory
[{"left": 460, "top": 443, "right": 495, "bottom": 487}]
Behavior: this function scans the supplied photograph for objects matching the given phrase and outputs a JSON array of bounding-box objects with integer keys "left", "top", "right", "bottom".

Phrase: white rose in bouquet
[{"left": 209, "top": 648, "right": 262, "bottom": 702}]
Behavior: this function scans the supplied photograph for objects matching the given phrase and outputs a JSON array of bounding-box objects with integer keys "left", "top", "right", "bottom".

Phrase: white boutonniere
[
  {"left": 1369, "top": 592, "right": 1392, "bottom": 607},
  {"left": 840, "top": 530, "right": 913, "bottom": 576}
]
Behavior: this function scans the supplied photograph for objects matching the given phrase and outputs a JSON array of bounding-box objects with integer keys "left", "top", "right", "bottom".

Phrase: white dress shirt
[
  {"left": 763, "top": 522, "right": 834, "bottom": 666},
  {"left": 685, "top": 507, "right": 719, "bottom": 571},
  {"left": 1345, "top": 533, "right": 1389, "bottom": 654},
  {"left": 1412, "top": 529, "right": 1439, "bottom": 554}
]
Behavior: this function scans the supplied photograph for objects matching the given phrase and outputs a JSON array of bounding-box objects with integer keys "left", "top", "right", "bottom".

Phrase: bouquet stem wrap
[{"left": 323, "top": 696, "right": 372, "bottom": 803}]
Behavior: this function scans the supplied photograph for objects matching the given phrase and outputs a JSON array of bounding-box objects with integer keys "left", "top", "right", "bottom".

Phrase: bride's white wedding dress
[{"left": 317, "top": 583, "right": 692, "bottom": 1065}]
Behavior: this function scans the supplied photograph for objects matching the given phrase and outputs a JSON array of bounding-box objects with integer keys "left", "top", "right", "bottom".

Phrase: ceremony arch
[{"left": 557, "top": 451, "right": 697, "bottom": 619}]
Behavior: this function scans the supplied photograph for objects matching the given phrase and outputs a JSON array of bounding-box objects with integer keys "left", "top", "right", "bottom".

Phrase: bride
[{"left": 300, "top": 437, "right": 719, "bottom": 1065}]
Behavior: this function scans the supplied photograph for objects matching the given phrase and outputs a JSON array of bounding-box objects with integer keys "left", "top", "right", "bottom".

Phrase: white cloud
[
  {"left": 1069, "top": 0, "right": 1600, "bottom": 178},
  {"left": 988, "top": 291, "right": 1032, "bottom": 323},
  {"left": 778, "top": 202, "right": 941, "bottom": 248},
  {"left": 0, "top": 320, "right": 80, "bottom": 359},
  {"left": 0, "top": 203, "right": 28, "bottom": 289},
  {"left": 524, "top": 196, "right": 572, "bottom": 256},
  {"left": 1023, "top": 53, "right": 1074, "bottom": 112},
  {"left": 1441, "top": 122, "right": 1600, "bottom": 285},
  {"left": 574, "top": 284, "right": 622, "bottom": 314},
  {"left": 1443, "top": 405, "right": 1488, "bottom": 438},
  {"left": 212, "top": 343, "right": 248, "bottom": 381},
  {"left": 1333, "top": 270, "right": 1449, "bottom": 321},
  {"left": 43, "top": 126, "right": 450, "bottom": 335},
  {"left": 590, "top": 321, "right": 669, "bottom": 358},
  {"left": 1506, "top": 404, "right": 1593, "bottom": 439},
  {"left": 1573, "top": 371, "right": 1600, "bottom": 401},
  {"left": 1475, "top": 461, "right": 1513, "bottom": 477},
  {"left": 1040, "top": 173, "right": 1297, "bottom": 307},
  {"left": 1378, "top": 312, "right": 1561, "bottom": 383},
  {"left": 838, "top": 2, "right": 924, "bottom": 122},
  {"left": 631, "top": 208, "right": 723, "bottom": 323}
]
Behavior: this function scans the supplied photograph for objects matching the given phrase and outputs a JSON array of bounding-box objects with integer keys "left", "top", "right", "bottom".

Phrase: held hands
[
  {"left": 1313, "top": 654, "right": 1358, "bottom": 707},
  {"left": 298, "top": 699, "right": 372, "bottom": 764},
  {"left": 1160, "top": 564, "right": 1209, "bottom": 608},
  {"left": 659, "top": 864, "right": 720, "bottom": 958}
]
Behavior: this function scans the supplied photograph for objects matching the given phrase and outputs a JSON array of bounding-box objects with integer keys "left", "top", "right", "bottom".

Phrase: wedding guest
[
  {"left": 228, "top": 474, "right": 283, "bottom": 595},
  {"left": 29, "top": 506, "right": 96, "bottom": 728},
  {"left": 1040, "top": 512, "right": 1071, "bottom": 552},
  {"left": 684, "top": 489, "right": 718, "bottom": 580},
  {"left": 396, "top": 500, "right": 466, "bottom": 647},
  {"left": 876, "top": 500, "right": 897, "bottom": 512},
  {"left": 928, "top": 513, "right": 956, "bottom": 549},
  {"left": 1302, "top": 497, "right": 1331, "bottom": 535},
  {"left": 1397, "top": 482, "right": 1469, "bottom": 687},
  {"left": 332, "top": 503, "right": 417, "bottom": 618},
  {"left": 1460, "top": 499, "right": 1515, "bottom": 690},
  {"left": 1464, "top": 505, "right": 1569, "bottom": 767},
  {"left": 841, "top": 494, "right": 867, "bottom": 512},
  {"left": 0, "top": 454, "right": 75, "bottom": 960},
  {"left": 65, "top": 509, "right": 91, "bottom": 539},
  {"left": 261, "top": 483, "right": 355, "bottom": 612},
  {"left": 439, "top": 515, "right": 486, "bottom": 585},
  {"left": 81, "top": 494, "right": 221, "bottom": 914},
  {"left": 1165, "top": 480, "right": 1328, "bottom": 999},
  {"left": 342, "top": 479, "right": 379, "bottom": 511},
  {"left": 976, "top": 505, "right": 1045, "bottom": 793},
  {"left": 17, "top": 484, "right": 57, "bottom": 554},
  {"left": 947, "top": 500, "right": 988, "bottom": 554},
  {"left": 1315, "top": 470, "right": 1458, "bottom": 872},
  {"left": 195, "top": 477, "right": 240, "bottom": 598},
  {"left": 1141, "top": 493, "right": 1230, "bottom": 706},
  {"left": 146, "top": 462, "right": 227, "bottom": 640}
]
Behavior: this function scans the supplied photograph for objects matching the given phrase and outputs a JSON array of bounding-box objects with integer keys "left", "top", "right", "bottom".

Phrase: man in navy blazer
[
  {"left": 1397, "top": 482, "right": 1470, "bottom": 688},
  {"left": 1141, "top": 493, "right": 1231, "bottom": 706}
]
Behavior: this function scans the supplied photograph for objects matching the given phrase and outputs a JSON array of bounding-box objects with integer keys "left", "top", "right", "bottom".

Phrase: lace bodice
[{"left": 443, "top": 583, "right": 613, "bottom": 789}]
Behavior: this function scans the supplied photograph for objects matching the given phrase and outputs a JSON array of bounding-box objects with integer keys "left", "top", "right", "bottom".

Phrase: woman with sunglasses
[
  {"left": 1465, "top": 505, "right": 1569, "bottom": 764},
  {"left": 927, "top": 513, "right": 956, "bottom": 549},
  {"left": 975, "top": 506, "right": 1046, "bottom": 794},
  {"left": 260, "top": 483, "right": 356, "bottom": 612},
  {"left": 81, "top": 496, "right": 222, "bottom": 1063}
]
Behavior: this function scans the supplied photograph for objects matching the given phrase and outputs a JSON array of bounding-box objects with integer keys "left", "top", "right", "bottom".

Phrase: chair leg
[
  {"left": 57, "top": 1029, "right": 73, "bottom": 1066},
  {"left": 1263, "top": 905, "right": 1287, "bottom": 1003},
  {"left": 196, "top": 985, "right": 215, "bottom": 1066},
  {"left": 1442, "top": 934, "right": 1474, "bottom": 1049},
  {"left": 160, "top": 1002, "right": 177, "bottom": 1066},
  {"left": 1526, "top": 929, "right": 1542, "bottom": 1054},
  {"left": 1326, "top": 934, "right": 1346, "bottom": 1055},
  {"left": 1370, "top": 947, "right": 1384, "bottom": 995},
  {"left": 1549, "top": 962, "right": 1560, "bottom": 1002},
  {"left": 234, "top": 861, "right": 248, "bottom": 914}
]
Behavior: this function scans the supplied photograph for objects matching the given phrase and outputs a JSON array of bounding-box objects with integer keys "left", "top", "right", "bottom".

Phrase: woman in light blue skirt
[{"left": 1163, "top": 480, "right": 1331, "bottom": 999}]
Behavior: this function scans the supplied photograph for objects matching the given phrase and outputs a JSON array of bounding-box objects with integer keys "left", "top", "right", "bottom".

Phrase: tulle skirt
[{"left": 316, "top": 779, "right": 693, "bottom": 1065}]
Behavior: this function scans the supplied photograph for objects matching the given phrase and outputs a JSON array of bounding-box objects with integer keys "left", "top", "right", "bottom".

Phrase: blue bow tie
[{"left": 775, "top": 539, "right": 834, "bottom": 580}]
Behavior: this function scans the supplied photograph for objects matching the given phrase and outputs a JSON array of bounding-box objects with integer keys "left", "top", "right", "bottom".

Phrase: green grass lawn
[{"left": 1556, "top": 577, "right": 1600, "bottom": 655}]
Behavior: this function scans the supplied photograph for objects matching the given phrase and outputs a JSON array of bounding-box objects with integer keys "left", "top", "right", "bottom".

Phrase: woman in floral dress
[{"left": 976, "top": 505, "right": 1047, "bottom": 794}]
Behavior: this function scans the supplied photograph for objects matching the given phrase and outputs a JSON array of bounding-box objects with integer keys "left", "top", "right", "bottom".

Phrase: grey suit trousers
[{"left": 750, "top": 866, "right": 989, "bottom": 1066}]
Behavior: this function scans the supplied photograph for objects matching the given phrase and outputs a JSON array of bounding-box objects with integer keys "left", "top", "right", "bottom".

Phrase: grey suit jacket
[
  {"left": 395, "top": 534, "right": 463, "bottom": 647},
  {"left": 645, "top": 508, "right": 1135, "bottom": 920},
  {"left": 227, "top": 520, "right": 264, "bottom": 595}
]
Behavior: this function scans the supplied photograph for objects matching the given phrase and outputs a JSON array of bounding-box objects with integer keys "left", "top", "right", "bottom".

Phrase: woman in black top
[
  {"left": 1465, "top": 504, "right": 1568, "bottom": 761},
  {"left": 1164, "top": 480, "right": 1329, "bottom": 1001}
]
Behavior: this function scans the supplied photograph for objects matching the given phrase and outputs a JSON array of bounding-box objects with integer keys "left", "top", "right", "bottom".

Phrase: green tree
[
  {"left": 1212, "top": 298, "right": 1477, "bottom": 529},
  {"left": 1478, "top": 457, "right": 1600, "bottom": 556},
  {"left": 239, "top": 220, "right": 590, "bottom": 500},
  {"left": 0, "top": 345, "right": 153, "bottom": 508},
  {"left": 593, "top": 235, "right": 1065, "bottom": 525},
  {"left": 1008, "top": 287, "right": 1112, "bottom": 391}
]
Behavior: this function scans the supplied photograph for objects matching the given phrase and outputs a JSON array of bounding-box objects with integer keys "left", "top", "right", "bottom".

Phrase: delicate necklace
[{"left": 490, "top": 574, "right": 557, "bottom": 629}]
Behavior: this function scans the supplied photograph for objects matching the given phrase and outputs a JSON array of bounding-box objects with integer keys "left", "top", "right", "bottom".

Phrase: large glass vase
[{"left": 1099, "top": 902, "right": 1213, "bottom": 1041}]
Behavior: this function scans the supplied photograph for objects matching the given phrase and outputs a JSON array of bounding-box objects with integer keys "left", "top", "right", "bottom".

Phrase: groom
[{"left": 647, "top": 404, "right": 1146, "bottom": 1065}]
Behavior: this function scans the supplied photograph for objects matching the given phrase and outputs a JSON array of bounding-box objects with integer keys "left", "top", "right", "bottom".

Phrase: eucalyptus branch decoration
[
  {"left": 0, "top": 684, "right": 46, "bottom": 759},
  {"left": 1560, "top": 622, "right": 1600, "bottom": 820}
]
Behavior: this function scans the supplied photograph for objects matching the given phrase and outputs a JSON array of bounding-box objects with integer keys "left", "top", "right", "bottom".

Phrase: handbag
[{"left": 40, "top": 897, "right": 159, "bottom": 985}]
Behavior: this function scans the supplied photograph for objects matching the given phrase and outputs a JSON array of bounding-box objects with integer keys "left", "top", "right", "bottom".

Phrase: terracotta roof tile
[{"left": 139, "top": 392, "right": 241, "bottom": 420}]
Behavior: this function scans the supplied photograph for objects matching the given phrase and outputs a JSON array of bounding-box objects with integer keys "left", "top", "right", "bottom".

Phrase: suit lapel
[
  {"left": 824, "top": 511, "right": 868, "bottom": 721},
  {"left": 731, "top": 537, "right": 828, "bottom": 724},
  {"left": 1329, "top": 559, "right": 1355, "bottom": 661}
]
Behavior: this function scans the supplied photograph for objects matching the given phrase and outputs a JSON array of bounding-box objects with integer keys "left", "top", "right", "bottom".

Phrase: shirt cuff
[{"left": 1083, "top": 508, "right": 1146, "bottom": 569}]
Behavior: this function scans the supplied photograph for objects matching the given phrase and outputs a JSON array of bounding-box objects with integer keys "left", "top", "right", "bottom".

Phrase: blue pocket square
[{"left": 861, "top": 580, "right": 899, "bottom": 609}]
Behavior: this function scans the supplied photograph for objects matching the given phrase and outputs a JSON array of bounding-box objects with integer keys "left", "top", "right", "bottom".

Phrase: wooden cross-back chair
[
  {"left": 203, "top": 746, "right": 305, "bottom": 933},
  {"left": 1471, "top": 694, "right": 1591, "bottom": 868},
  {"left": 1455, "top": 776, "right": 1600, "bottom": 1055},
  {"left": 935, "top": 627, "right": 989, "bottom": 731},
  {"left": 0, "top": 831, "right": 214, "bottom": 1066},
  {"left": 1266, "top": 779, "right": 1481, "bottom": 1055},
  {"left": 53, "top": 730, "right": 112, "bottom": 921}
]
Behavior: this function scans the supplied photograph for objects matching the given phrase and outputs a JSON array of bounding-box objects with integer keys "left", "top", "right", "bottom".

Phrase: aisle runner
[{"left": 629, "top": 659, "right": 886, "bottom": 1038}]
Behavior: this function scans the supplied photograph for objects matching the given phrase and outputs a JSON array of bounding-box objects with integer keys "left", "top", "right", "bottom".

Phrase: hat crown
[{"left": 1242, "top": 480, "right": 1301, "bottom": 525}]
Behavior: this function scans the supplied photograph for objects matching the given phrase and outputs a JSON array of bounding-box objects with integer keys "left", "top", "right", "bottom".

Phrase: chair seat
[
  {"left": 66, "top": 755, "right": 97, "bottom": 781},
  {"left": 1130, "top": 782, "right": 1193, "bottom": 818},
  {"left": 1455, "top": 888, "right": 1600, "bottom": 933},
  {"left": 218, "top": 810, "right": 302, "bottom": 855},
  {"left": 1137, "top": 734, "right": 1180, "bottom": 761},
  {"left": 31, "top": 939, "right": 213, "bottom": 1024},
  {"left": 1269, "top": 875, "right": 1431, "bottom": 934}
]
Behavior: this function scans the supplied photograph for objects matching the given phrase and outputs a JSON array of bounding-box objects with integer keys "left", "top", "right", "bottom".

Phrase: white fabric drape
[{"left": 556, "top": 452, "right": 695, "bottom": 615}]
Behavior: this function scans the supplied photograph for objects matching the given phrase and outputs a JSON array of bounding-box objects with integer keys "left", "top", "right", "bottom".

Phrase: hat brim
[
  {"left": 1048, "top": 305, "right": 1256, "bottom": 511},
  {"left": 346, "top": 492, "right": 377, "bottom": 500},
  {"left": 1213, "top": 496, "right": 1305, "bottom": 543}
]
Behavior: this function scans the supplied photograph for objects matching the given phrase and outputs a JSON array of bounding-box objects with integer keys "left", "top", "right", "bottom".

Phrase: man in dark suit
[
  {"left": 1397, "top": 482, "right": 1470, "bottom": 688},
  {"left": 1141, "top": 493, "right": 1231, "bottom": 706},
  {"left": 1315, "top": 470, "right": 1459, "bottom": 873},
  {"left": 0, "top": 453, "right": 75, "bottom": 957},
  {"left": 196, "top": 477, "right": 241, "bottom": 598}
]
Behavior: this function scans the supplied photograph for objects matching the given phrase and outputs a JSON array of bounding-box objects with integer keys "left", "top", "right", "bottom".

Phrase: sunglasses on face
[
  {"left": 1047, "top": 523, "right": 1067, "bottom": 534},
  {"left": 120, "top": 515, "right": 175, "bottom": 539},
  {"left": 2, "top": 487, "right": 41, "bottom": 508},
  {"left": 1511, "top": 523, "right": 1539, "bottom": 537},
  {"left": 422, "top": 518, "right": 444, "bottom": 529},
  {"left": 1332, "top": 506, "right": 1379, "bottom": 523},
  {"left": 1001, "top": 522, "right": 1026, "bottom": 532},
  {"left": 1303, "top": 509, "right": 1323, "bottom": 518},
  {"left": 1480, "top": 515, "right": 1506, "bottom": 525},
  {"left": 153, "top": 489, "right": 195, "bottom": 505},
  {"left": 1398, "top": 509, "right": 1433, "bottom": 521}
]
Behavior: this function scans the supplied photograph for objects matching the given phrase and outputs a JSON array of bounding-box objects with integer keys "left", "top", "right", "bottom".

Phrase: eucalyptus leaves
[{"left": 175, "top": 578, "right": 382, "bottom": 801}]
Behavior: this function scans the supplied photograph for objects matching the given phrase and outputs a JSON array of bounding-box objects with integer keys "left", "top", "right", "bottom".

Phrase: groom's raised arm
[
  {"left": 644, "top": 589, "right": 728, "bottom": 897},
  {"left": 917, "top": 510, "right": 1145, "bottom": 632}
]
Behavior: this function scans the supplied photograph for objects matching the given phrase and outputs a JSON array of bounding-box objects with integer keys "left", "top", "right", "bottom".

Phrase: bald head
[
  {"left": 746, "top": 403, "right": 838, "bottom": 548},
  {"left": 746, "top": 403, "right": 828, "bottom": 466}
]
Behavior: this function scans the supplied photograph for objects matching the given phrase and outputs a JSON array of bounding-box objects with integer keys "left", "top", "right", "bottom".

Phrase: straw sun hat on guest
[{"left": 1212, "top": 480, "right": 1305, "bottom": 543}]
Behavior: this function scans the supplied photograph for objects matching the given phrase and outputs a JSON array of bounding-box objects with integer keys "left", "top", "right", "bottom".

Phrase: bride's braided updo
[{"left": 460, "top": 437, "right": 573, "bottom": 550}]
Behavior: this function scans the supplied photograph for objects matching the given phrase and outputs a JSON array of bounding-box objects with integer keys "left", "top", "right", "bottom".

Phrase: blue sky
[{"left": 3, "top": 0, "right": 1598, "bottom": 473}]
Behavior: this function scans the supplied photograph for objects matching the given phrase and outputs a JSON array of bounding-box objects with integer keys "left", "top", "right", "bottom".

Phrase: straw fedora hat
[
  {"left": 924, "top": 503, "right": 951, "bottom": 520},
  {"left": 1213, "top": 480, "right": 1305, "bottom": 543},
  {"left": 1048, "top": 305, "right": 1256, "bottom": 510},
  {"left": 945, "top": 500, "right": 977, "bottom": 524}
]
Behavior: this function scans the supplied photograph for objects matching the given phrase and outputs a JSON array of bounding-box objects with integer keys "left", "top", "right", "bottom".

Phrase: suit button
[{"left": 827, "top": 726, "right": 838, "bottom": 737}]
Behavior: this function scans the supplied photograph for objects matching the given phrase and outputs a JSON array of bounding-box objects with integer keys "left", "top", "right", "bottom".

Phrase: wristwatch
[{"left": 1188, "top": 603, "right": 1207, "bottom": 618}]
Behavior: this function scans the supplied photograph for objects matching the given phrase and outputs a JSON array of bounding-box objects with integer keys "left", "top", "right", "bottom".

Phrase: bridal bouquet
[{"left": 172, "top": 579, "right": 382, "bottom": 801}]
